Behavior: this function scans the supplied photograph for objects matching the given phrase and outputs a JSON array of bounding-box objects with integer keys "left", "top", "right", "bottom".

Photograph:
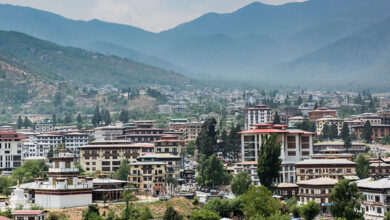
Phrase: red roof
[{"left": 12, "top": 210, "right": 44, "bottom": 215}]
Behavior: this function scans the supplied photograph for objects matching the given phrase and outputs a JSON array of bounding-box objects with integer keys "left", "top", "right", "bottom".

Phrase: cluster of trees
[
  {"left": 322, "top": 123, "right": 339, "bottom": 140},
  {"left": 146, "top": 88, "right": 167, "bottom": 103},
  {"left": 92, "top": 105, "right": 111, "bottom": 126},
  {"left": 119, "top": 109, "right": 130, "bottom": 123},
  {"left": 16, "top": 116, "right": 33, "bottom": 129},
  {"left": 294, "top": 120, "right": 316, "bottom": 132},
  {"left": 219, "top": 124, "right": 241, "bottom": 160}
]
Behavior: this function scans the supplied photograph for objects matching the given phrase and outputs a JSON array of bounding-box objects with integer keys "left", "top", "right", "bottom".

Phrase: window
[
  {"left": 67, "top": 178, "right": 73, "bottom": 185},
  {"left": 288, "top": 151, "right": 296, "bottom": 156},
  {"left": 55, "top": 162, "right": 59, "bottom": 168},
  {"left": 377, "top": 207, "right": 382, "bottom": 214},
  {"left": 65, "top": 162, "right": 71, "bottom": 168},
  {"left": 376, "top": 196, "right": 380, "bottom": 202}
]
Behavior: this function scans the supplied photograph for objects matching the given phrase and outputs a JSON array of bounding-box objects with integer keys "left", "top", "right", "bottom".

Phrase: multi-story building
[
  {"left": 36, "top": 133, "right": 62, "bottom": 157},
  {"left": 158, "top": 104, "right": 172, "bottom": 114},
  {"left": 357, "top": 178, "right": 390, "bottom": 220},
  {"left": 313, "top": 141, "right": 366, "bottom": 155},
  {"left": 63, "top": 132, "right": 89, "bottom": 155},
  {"left": 94, "top": 126, "right": 124, "bottom": 141},
  {"left": 351, "top": 113, "right": 382, "bottom": 125},
  {"left": 353, "top": 124, "right": 390, "bottom": 141},
  {"left": 239, "top": 124, "right": 315, "bottom": 183},
  {"left": 244, "top": 105, "right": 272, "bottom": 130},
  {"left": 288, "top": 116, "right": 305, "bottom": 127},
  {"left": 137, "top": 153, "right": 181, "bottom": 179},
  {"left": 154, "top": 135, "right": 185, "bottom": 169},
  {"left": 295, "top": 159, "right": 357, "bottom": 181},
  {"left": 297, "top": 177, "right": 337, "bottom": 208},
  {"left": 0, "top": 131, "right": 25, "bottom": 174},
  {"left": 315, "top": 116, "right": 343, "bottom": 136},
  {"left": 79, "top": 140, "right": 142, "bottom": 174},
  {"left": 369, "top": 159, "right": 390, "bottom": 180},
  {"left": 232, "top": 161, "right": 260, "bottom": 186},
  {"left": 120, "top": 124, "right": 165, "bottom": 143},
  {"left": 308, "top": 107, "right": 337, "bottom": 121},
  {"left": 183, "top": 122, "right": 202, "bottom": 140},
  {"left": 34, "top": 121, "right": 54, "bottom": 133},
  {"left": 276, "top": 183, "right": 299, "bottom": 201},
  {"left": 128, "top": 160, "right": 166, "bottom": 196},
  {"left": 378, "top": 110, "right": 390, "bottom": 125}
]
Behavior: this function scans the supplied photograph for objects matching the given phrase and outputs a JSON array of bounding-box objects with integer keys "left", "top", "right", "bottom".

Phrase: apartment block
[
  {"left": 295, "top": 159, "right": 357, "bottom": 181},
  {"left": 244, "top": 105, "right": 272, "bottom": 130},
  {"left": 0, "top": 131, "right": 25, "bottom": 174}
]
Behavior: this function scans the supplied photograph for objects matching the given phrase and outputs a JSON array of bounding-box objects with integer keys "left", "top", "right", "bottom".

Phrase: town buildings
[
  {"left": 356, "top": 178, "right": 390, "bottom": 220},
  {"left": 94, "top": 126, "right": 124, "bottom": 141},
  {"left": 239, "top": 123, "right": 315, "bottom": 183},
  {"left": 34, "top": 121, "right": 54, "bottom": 133},
  {"left": 315, "top": 116, "right": 343, "bottom": 136},
  {"left": 288, "top": 116, "right": 305, "bottom": 127},
  {"left": 35, "top": 133, "right": 62, "bottom": 157},
  {"left": 79, "top": 140, "right": 142, "bottom": 174},
  {"left": 309, "top": 107, "right": 337, "bottom": 121},
  {"left": 313, "top": 141, "right": 366, "bottom": 155},
  {"left": 297, "top": 177, "right": 337, "bottom": 208},
  {"left": 232, "top": 161, "right": 260, "bottom": 186},
  {"left": 128, "top": 160, "right": 166, "bottom": 196},
  {"left": 120, "top": 124, "right": 165, "bottom": 143},
  {"left": 353, "top": 124, "right": 390, "bottom": 141},
  {"left": 295, "top": 159, "right": 357, "bottom": 181},
  {"left": 244, "top": 105, "right": 272, "bottom": 130},
  {"left": 63, "top": 132, "right": 88, "bottom": 155},
  {"left": 0, "top": 131, "right": 25, "bottom": 174}
]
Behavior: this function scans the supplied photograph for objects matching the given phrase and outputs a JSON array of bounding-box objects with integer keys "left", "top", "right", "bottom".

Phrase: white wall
[{"left": 35, "top": 193, "right": 92, "bottom": 209}]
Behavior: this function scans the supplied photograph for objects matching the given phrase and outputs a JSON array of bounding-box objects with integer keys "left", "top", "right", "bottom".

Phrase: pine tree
[
  {"left": 322, "top": 123, "right": 329, "bottom": 139},
  {"left": 340, "top": 123, "right": 350, "bottom": 141},
  {"left": 92, "top": 105, "right": 101, "bottom": 126},
  {"left": 77, "top": 114, "right": 82, "bottom": 124},
  {"left": 52, "top": 114, "right": 57, "bottom": 126},
  {"left": 64, "top": 112, "right": 72, "bottom": 124},
  {"left": 313, "top": 102, "right": 318, "bottom": 110},
  {"left": 119, "top": 109, "right": 129, "bottom": 123},
  {"left": 273, "top": 112, "right": 281, "bottom": 124},
  {"left": 297, "top": 96, "right": 303, "bottom": 105},
  {"left": 102, "top": 110, "right": 111, "bottom": 126},
  {"left": 23, "top": 117, "right": 32, "bottom": 128},
  {"left": 329, "top": 124, "right": 338, "bottom": 140},
  {"left": 196, "top": 118, "right": 218, "bottom": 157},
  {"left": 17, "top": 116, "right": 23, "bottom": 129},
  {"left": 257, "top": 133, "right": 282, "bottom": 190},
  {"left": 344, "top": 136, "right": 352, "bottom": 153},
  {"left": 362, "top": 121, "right": 372, "bottom": 143}
]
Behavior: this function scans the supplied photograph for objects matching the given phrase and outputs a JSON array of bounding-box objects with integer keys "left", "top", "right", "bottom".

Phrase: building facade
[
  {"left": 244, "top": 105, "right": 272, "bottom": 130},
  {"left": 357, "top": 178, "right": 390, "bottom": 220},
  {"left": 0, "top": 131, "right": 25, "bottom": 174},
  {"left": 239, "top": 124, "right": 315, "bottom": 183},
  {"left": 315, "top": 116, "right": 344, "bottom": 136},
  {"left": 128, "top": 161, "right": 166, "bottom": 196},
  {"left": 309, "top": 107, "right": 337, "bottom": 121},
  {"left": 295, "top": 159, "right": 357, "bottom": 181}
]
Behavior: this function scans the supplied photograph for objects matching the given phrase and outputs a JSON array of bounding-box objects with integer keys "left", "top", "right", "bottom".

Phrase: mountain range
[{"left": 0, "top": 0, "right": 390, "bottom": 89}]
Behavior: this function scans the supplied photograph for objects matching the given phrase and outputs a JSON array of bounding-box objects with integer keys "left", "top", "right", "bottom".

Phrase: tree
[
  {"left": 273, "top": 112, "right": 281, "bottom": 124},
  {"left": 186, "top": 140, "right": 196, "bottom": 156},
  {"left": 257, "top": 133, "right": 282, "bottom": 189},
  {"left": 92, "top": 105, "right": 101, "bottom": 126},
  {"left": 385, "top": 211, "right": 390, "bottom": 220},
  {"left": 231, "top": 172, "right": 251, "bottom": 196},
  {"left": 0, "top": 176, "right": 15, "bottom": 196},
  {"left": 119, "top": 109, "right": 129, "bottom": 123},
  {"left": 82, "top": 204, "right": 102, "bottom": 220},
  {"left": 164, "top": 206, "right": 182, "bottom": 220},
  {"left": 196, "top": 155, "right": 231, "bottom": 188},
  {"left": 362, "top": 121, "right": 372, "bottom": 143},
  {"left": 17, "top": 116, "right": 23, "bottom": 129},
  {"left": 242, "top": 186, "right": 280, "bottom": 218},
  {"left": 52, "top": 114, "right": 57, "bottom": 126},
  {"left": 322, "top": 123, "right": 329, "bottom": 139},
  {"left": 23, "top": 116, "right": 32, "bottom": 128},
  {"left": 64, "top": 112, "right": 72, "bottom": 124},
  {"left": 297, "top": 96, "right": 303, "bottom": 105},
  {"left": 113, "top": 159, "right": 129, "bottom": 181},
  {"left": 354, "top": 154, "right": 370, "bottom": 179},
  {"left": 190, "top": 209, "right": 219, "bottom": 220},
  {"left": 77, "top": 114, "right": 83, "bottom": 124},
  {"left": 196, "top": 118, "right": 218, "bottom": 157},
  {"left": 203, "top": 198, "right": 242, "bottom": 218},
  {"left": 341, "top": 123, "right": 350, "bottom": 141},
  {"left": 11, "top": 160, "right": 49, "bottom": 183},
  {"left": 344, "top": 136, "right": 352, "bottom": 153},
  {"left": 382, "top": 135, "right": 390, "bottom": 145},
  {"left": 300, "top": 200, "right": 320, "bottom": 220},
  {"left": 329, "top": 179, "right": 364, "bottom": 220},
  {"left": 329, "top": 123, "right": 338, "bottom": 140},
  {"left": 313, "top": 102, "right": 318, "bottom": 110},
  {"left": 102, "top": 110, "right": 111, "bottom": 126}
]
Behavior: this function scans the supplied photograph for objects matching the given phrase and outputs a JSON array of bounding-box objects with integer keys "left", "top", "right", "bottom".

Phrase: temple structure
[{"left": 34, "top": 148, "right": 93, "bottom": 209}]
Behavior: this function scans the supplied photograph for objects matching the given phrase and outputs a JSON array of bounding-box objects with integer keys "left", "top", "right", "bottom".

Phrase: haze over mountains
[{"left": 1, "top": 0, "right": 390, "bottom": 89}]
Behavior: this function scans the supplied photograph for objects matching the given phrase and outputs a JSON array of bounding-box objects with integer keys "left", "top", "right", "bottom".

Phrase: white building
[
  {"left": 288, "top": 116, "right": 306, "bottom": 127},
  {"left": 158, "top": 104, "right": 172, "bottom": 114},
  {"left": 357, "top": 178, "right": 390, "bottom": 220},
  {"left": 34, "top": 122, "right": 54, "bottom": 133},
  {"left": 0, "top": 131, "right": 25, "bottom": 174},
  {"left": 36, "top": 133, "right": 62, "bottom": 157},
  {"left": 239, "top": 124, "right": 315, "bottom": 183},
  {"left": 232, "top": 161, "right": 260, "bottom": 186},
  {"left": 63, "top": 132, "right": 89, "bottom": 155},
  {"left": 34, "top": 150, "right": 93, "bottom": 209},
  {"left": 244, "top": 105, "right": 272, "bottom": 130},
  {"left": 94, "top": 126, "right": 123, "bottom": 141}
]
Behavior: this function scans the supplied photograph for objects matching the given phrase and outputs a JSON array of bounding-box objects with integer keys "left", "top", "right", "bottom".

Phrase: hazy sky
[{"left": 0, "top": 0, "right": 304, "bottom": 32}]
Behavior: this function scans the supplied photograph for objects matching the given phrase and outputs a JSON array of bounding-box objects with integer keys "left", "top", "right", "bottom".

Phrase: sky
[{"left": 0, "top": 0, "right": 304, "bottom": 32}]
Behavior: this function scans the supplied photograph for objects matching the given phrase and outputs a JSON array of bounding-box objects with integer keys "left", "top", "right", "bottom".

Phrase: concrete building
[
  {"left": 353, "top": 124, "right": 390, "bottom": 142},
  {"left": 79, "top": 140, "right": 142, "bottom": 174},
  {"left": 12, "top": 210, "right": 45, "bottom": 220},
  {"left": 183, "top": 122, "right": 202, "bottom": 140},
  {"left": 309, "top": 107, "right": 337, "bottom": 121},
  {"left": 120, "top": 124, "right": 165, "bottom": 143},
  {"left": 137, "top": 153, "right": 182, "bottom": 180},
  {"left": 94, "top": 126, "right": 123, "bottom": 141},
  {"left": 232, "top": 161, "right": 260, "bottom": 186},
  {"left": 351, "top": 113, "right": 382, "bottom": 125},
  {"left": 295, "top": 159, "right": 357, "bottom": 181},
  {"left": 288, "top": 116, "right": 305, "bottom": 127},
  {"left": 0, "top": 131, "right": 26, "bottom": 174},
  {"left": 379, "top": 110, "right": 390, "bottom": 125},
  {"left": 63, "top": 132, "right": 88, "bottom": 155},
  {"left": 315, "top": 116, "right": 343, "bottom": 136},
  {"left": 244, "top": 105, "right": 272, "bottom": 130},
  {"left": 276, "top": 183, "right": 299, "bottom": 201},
  {"left": 356, "top": 178, "right": 390, "bottom": 220},
  {"left": 313, "top": 141, "right": 366, "bottom": 155},
  {"left": 239, "top": 124, "right": 315, "bottom": 183},
  {"left": 128, "top": 160, "right": 166, "bottom": 196},
  {"left": 35, "top": 133, "right": 62, "bottom": 157},
  {"left": 34, "top": 150, "right": 93, "bottom": 209},
  {"left": 34, "top": 121, "right": 54, "bottom": 133},
  {"left": 158, "top": 104, "right": 172, "bottom": 114},
  {"left": 297, "top": 177, "right": 337, "bottom": 209}
]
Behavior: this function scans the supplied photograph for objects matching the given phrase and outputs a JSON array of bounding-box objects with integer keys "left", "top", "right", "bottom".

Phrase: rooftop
[
  {"left": 297, "top": 177, "right": 338, "bottom": 186},
  {"left": 295, "top": 159, "right": 355, "bottom": 165},
  {"left": 356, "top": 178, "right": 390, "bottom": 189}
]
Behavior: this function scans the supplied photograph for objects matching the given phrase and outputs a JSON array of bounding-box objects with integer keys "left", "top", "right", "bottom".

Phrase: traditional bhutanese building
[{"left": 34, "top": 149, "right": 93, "bottom": 209}]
